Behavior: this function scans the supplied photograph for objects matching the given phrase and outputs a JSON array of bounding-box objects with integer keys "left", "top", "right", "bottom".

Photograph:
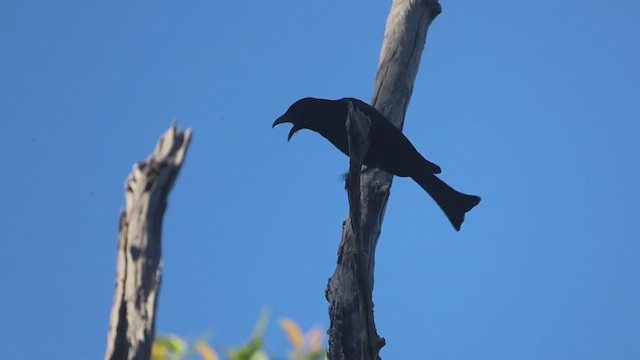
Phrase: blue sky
[{"left": 1, "top": 1, "right": 639, "bottom": 359}]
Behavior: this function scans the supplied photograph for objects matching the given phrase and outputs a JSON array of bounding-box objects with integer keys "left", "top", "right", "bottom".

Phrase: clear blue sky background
[{"left": 1, "top": 1, "right": 638, "bottom": 359}]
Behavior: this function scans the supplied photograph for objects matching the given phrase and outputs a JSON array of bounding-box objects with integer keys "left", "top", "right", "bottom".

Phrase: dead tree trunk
[
  {"left": 326, "top": 1, "right": 442, "bottom": 359},
  {"left": 105, "top": 125, "right": 192, "bottom": 360}
]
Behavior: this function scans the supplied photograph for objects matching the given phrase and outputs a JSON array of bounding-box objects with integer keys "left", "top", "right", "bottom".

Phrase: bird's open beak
[
  {"left": 272, "top": 115, "right": 289, "bottom": 128},
  {"left": 286, "top": 126, "right": 300, "bottom": 141},
  {"left": 272, "top": 115, "right": 299, "bottom": 142}
]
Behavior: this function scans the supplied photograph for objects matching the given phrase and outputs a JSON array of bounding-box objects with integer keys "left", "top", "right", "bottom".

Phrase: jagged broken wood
[
  {"left": 326, "top": 1, "right": 442, "bottom": 359},
  {"left": 105, "top": 125, "right": 192, "bottom": 360}
]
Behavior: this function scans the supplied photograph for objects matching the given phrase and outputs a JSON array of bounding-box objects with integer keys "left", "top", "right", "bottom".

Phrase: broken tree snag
[
  {"left": 326, "top": 0, "right": 441, "bottom": 359},
  {"left": 105, "top": 125, "right": 192, "bottom": 360},
  {"left": 326, "top": 102, "right": 381, "bottom": 360}
]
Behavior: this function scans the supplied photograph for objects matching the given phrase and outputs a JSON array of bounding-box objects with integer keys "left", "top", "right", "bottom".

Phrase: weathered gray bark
[
  {"left": 105, "top": 125, "right": 192, "bottom": 360},
  {"left": 326, "top": 1, "right": 441, "bottom": 359}
]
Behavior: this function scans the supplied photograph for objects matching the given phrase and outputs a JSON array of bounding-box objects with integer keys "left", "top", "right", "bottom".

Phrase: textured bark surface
[
  {"left": 325, "top": 103, "right": 377, "bottom": 358},
  {"left": 326, "top": 1, "right": 441, "bottom": 359},
  {"left": 105, "top": 125, "right": 192, "bottom": 360}
]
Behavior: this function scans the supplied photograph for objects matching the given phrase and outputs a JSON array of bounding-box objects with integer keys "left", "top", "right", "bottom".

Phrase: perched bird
[{"left": 273, "top": 97, "right": 481, "bottom": 231}]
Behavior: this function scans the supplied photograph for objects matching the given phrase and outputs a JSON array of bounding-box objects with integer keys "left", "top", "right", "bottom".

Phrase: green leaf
[{"left": 154, "top": 335, "right": 187, "bottom": 358}]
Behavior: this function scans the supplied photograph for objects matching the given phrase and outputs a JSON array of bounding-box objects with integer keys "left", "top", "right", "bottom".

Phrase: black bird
[{"left": 273, "top": 97, "right": 481, "bottom": 231}]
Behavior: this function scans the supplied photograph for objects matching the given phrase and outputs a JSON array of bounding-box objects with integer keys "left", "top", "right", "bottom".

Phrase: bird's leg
[{"left": 341, "top": 171, "right": 350, "bottom": 190}]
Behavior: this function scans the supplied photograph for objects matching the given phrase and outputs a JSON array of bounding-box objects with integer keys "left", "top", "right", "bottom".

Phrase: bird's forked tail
[{"left": 411, "top": 172, "right": 481, "bottom": 231}]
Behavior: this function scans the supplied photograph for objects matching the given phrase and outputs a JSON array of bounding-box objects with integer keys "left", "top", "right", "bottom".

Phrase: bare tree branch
[
  {"left": 326, "top": 103, "right": 378, "bottom": 360},
  {"left": 105, "top": 125, "right": 192, "bottom": 360},
  {"left": 326, "top": 1, "right": 441, "bottom": 359}
]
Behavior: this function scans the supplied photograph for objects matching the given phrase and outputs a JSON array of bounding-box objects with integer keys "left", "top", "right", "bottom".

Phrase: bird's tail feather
[{"left": 411, "top": 173, "right": 481, "bottom": 231}]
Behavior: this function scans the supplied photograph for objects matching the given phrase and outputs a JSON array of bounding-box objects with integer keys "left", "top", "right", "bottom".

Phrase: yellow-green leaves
[
  {"left": 152, "top": 311, "right": 326, "bottom": 360},
  {"left": 279, "top": 318, "right": 325, "bottom": 360},
  {"left": 152, "top": 335, "right": 187, "bottom": 360}
]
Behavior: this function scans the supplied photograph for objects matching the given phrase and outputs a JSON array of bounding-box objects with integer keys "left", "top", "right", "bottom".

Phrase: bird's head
[{"left": 272, "top": 97, "right": 327, "bottom": 141}]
